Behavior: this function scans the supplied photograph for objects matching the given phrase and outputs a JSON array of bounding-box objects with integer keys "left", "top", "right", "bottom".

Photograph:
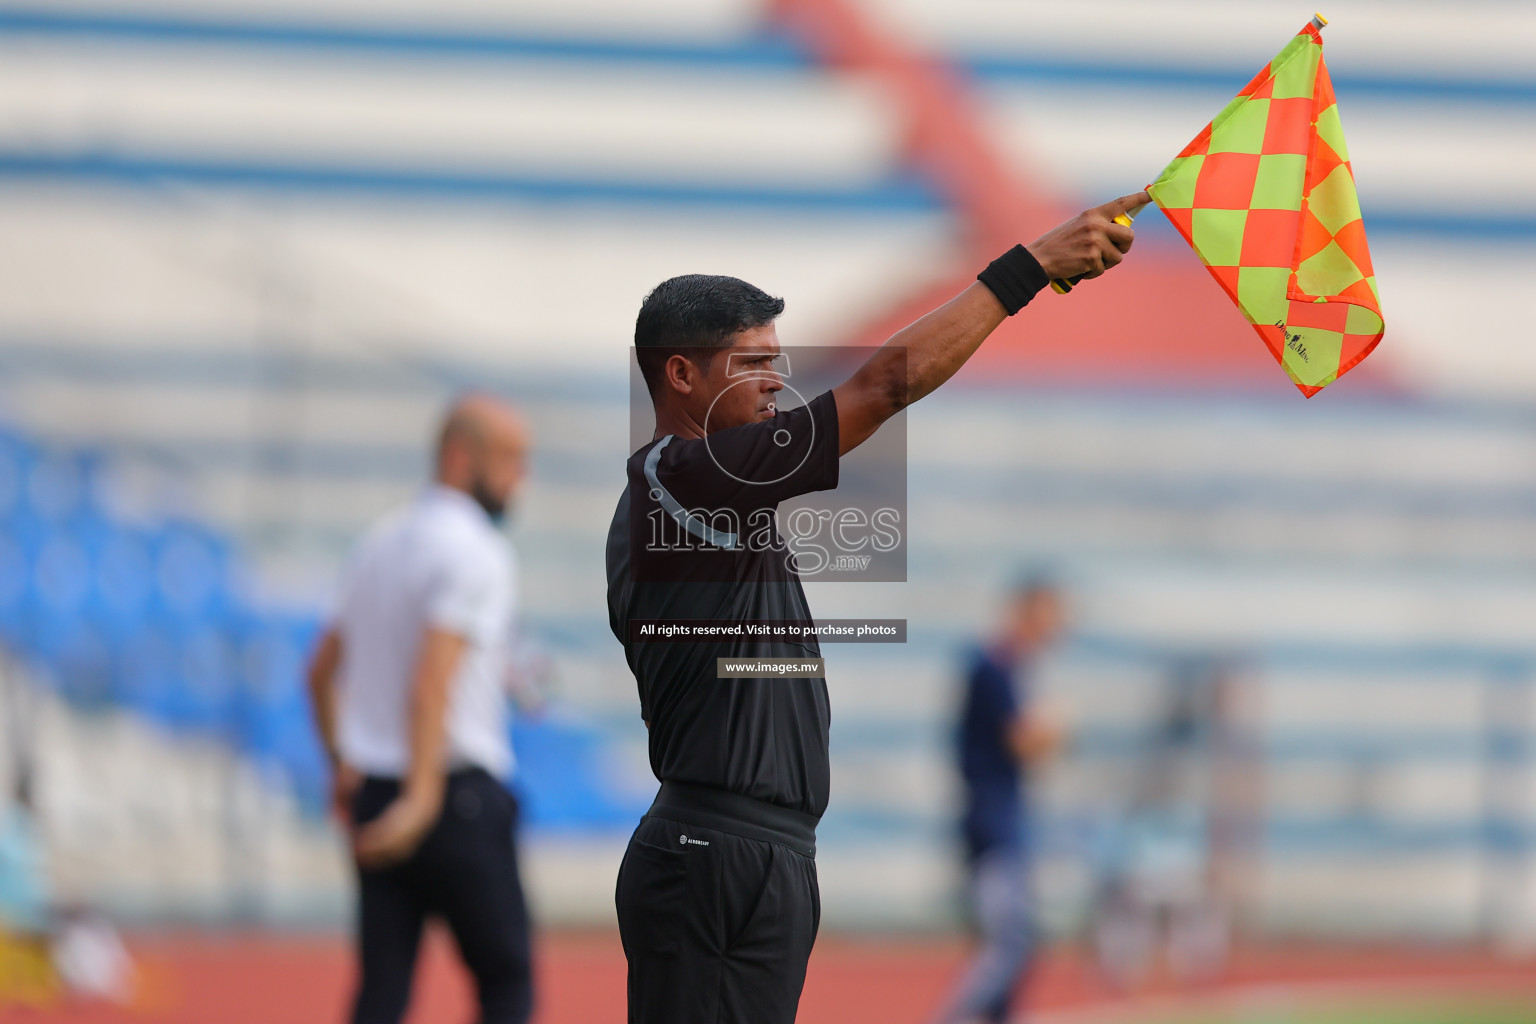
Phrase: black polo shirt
[{"left": 605, "top": 390, "right": 841, "bottom": 817}]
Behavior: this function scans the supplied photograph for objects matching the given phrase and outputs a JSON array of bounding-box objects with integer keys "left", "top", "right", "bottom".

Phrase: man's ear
[{"left": 664, "top": 353, "right": 696, "bottom": 396}]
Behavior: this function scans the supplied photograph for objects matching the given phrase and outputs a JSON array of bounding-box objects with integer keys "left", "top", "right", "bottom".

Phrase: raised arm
[{"left": 832, "top": 192, "right": 1148, "bottom": 454}]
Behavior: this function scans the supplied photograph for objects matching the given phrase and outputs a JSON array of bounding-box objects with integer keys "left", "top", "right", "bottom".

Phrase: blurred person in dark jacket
[{"left": 933, "top": 576, "right": 1065, "bottom": 1024}]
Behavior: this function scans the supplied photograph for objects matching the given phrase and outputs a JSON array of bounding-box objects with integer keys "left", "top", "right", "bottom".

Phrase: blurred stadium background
[{"left": 1, "top": 0, "right": 1535, "bottom": 1020}]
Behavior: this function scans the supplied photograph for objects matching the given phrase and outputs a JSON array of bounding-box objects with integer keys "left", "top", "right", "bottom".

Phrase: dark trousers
[
  {"left": 932, "top": 846, "right": 1033, "bottom": 1024},
  {"left": 616, "top": 794, "right": 820, "bottom": 1024},
  {"left": 350, "top": 768, "right": 533, "bottom": 1024}
]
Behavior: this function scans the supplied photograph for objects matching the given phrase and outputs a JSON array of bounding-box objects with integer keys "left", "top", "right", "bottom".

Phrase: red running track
[{"left": 4, "top": 930, "right": 1535, "bottom": 1023}]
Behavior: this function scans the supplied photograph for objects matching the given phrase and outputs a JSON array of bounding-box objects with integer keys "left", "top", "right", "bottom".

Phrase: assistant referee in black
[{"left": 606, "top": 191, "right": 1148, "bottom": 1023}]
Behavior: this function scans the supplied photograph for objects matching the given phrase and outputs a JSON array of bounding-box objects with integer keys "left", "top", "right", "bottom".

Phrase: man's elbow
[
  {"left": 872, "top": 358, "right": 909, "bottom": 419},
  {"left": 307, "top": 629, "right": 341, "bottom": 695},
  {"left": 306, "top": 662, "right": 330, "bottom": 707},
  {"left": 835, "top": 355, "right": 908, "bottom": 451}
]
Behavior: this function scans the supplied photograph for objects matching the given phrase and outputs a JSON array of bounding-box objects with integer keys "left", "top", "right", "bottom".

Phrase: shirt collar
[{"left": 422, "top": 482, "right": 492, "bottom": 525}]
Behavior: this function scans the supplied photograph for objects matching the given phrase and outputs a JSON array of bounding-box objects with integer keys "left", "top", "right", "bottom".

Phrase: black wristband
[{"left": 976, "top": 244, "right": 1050, "bottom": 315}]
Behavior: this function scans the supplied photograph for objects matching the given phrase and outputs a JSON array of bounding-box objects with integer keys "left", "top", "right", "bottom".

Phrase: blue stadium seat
[
  {"left": 150, "top": 524, "right": 235, "bottom": 622},
  {"left": 510, "top": 716, "right": 649, "bottom": 831},
  {"left": 0, "top": 535, "right": 27, "bottom": 646},
  {"left": 0, "top": 430, "right": 30, "bottom": 521},
  {"left": 160, "top": 623, "right": 237, "bottom": 734},
  {"left": 91, "top": 530, "right": 156, "bottom": 638},
  {"left": 117, "top": 624, "right": 179, "bottom": 722},
  {"left": 24, "top": 449, "right": 87, "bottom": 525}
]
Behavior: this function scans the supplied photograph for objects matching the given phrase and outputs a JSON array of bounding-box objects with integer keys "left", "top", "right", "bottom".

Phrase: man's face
[
  {"left": 695, "top": 324, "right": 784, "bottom": 434},
  {"left": 467, "top": 418, "right": 530, "bottom": 523},
  {"left": 1010, "top": 589, "right": 1065, "bottom": 651}
]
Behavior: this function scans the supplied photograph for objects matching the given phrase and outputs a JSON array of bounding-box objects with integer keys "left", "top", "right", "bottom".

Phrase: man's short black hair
[{"left": 634, "top": 274, "right": 785, "bottom": 397}]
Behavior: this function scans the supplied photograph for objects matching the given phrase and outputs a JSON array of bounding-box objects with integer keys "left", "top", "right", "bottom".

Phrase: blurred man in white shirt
[{"left": 308, "top": 394, "right": 533, "bottom": 1024}]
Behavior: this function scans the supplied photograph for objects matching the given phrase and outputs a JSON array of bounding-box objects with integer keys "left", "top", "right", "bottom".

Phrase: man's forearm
[
  {"left": 834, "top": 193, "right": 1146, "bottom": 455},
  {"left": 403, "top": 628, "right": 465, "bottom": 806},
  {"left": 833, "top": 283, "right": 1007, "bottom": 453},
  {"left": 893, "top": 282, "right": 1008, "bottom": 407},
  {"left": 893, "top": 193, "right": 1146, "bottom": 406}
]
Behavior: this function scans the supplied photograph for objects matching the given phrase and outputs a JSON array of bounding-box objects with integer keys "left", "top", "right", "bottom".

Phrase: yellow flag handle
[{"left": 1049, "top": 211, "right": 1137, "bottom": 295}]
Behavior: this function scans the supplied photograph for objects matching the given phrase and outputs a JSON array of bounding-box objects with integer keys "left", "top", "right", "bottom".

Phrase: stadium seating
[{"left": 1, "top": 0, "right": 1534, "bottom": 938}]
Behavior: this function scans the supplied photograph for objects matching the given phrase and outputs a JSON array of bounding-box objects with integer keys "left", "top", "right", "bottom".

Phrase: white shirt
[{"left": 334, "top": 484, "right": 517, "bottom": 780}]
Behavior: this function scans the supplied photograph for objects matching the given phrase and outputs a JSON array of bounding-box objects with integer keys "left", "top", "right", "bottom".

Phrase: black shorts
[{"left": 616, "top": 783, "right": 821, "bottom": 1024}]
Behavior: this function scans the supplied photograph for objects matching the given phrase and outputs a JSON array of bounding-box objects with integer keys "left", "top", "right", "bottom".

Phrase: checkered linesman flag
[{"left": 1147, "top": 16, "right": 1383, "bottom": 397}]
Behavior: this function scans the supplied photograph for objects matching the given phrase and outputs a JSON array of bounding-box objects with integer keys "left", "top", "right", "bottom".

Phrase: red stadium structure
[{"left": 774, "top": 0, "right": 1399, "bottom": 394}]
